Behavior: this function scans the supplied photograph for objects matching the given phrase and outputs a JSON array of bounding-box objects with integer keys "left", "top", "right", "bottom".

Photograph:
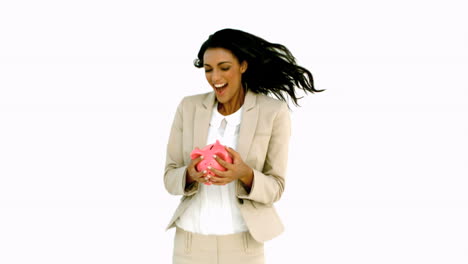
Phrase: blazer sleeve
[
  {"left": 164, "top": 98, "right": 199, "bottom": 196},
  {"left": 237, "top": 102, "right": 291, "bottom": 205}
]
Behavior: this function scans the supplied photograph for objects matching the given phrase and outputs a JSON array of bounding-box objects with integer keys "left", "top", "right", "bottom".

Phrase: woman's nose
[{"left": 211, "top": 69, "right": 222, "bottom": 82}]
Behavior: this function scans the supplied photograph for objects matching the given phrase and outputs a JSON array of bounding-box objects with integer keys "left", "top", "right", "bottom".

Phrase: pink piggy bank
[{"left": 190, "top": 140, "right": 233, "bottom": 185}]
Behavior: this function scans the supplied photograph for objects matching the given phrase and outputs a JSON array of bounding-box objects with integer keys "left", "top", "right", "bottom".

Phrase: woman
[{"left": 164, "top": 28, "right": 322, "bottom": 264}]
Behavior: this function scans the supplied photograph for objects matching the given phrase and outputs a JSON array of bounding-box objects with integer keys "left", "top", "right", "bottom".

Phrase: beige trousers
[{"left": 173, "top": 227, "right": 264, "bottom": 264}]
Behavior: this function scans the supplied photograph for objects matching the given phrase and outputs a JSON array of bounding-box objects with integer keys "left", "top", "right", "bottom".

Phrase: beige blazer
[{"left": 164, "top": 89, "right": 291, "bottom": 242}]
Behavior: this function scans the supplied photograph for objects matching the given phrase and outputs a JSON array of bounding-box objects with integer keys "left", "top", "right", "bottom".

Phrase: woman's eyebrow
[{"left": 204, "top": 61, "right": 232, "bottom": 67}]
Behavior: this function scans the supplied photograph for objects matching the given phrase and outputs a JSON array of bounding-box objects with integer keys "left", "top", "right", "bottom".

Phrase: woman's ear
[{"left": 240, "top": 60, "right": 248, "bottom": 73}]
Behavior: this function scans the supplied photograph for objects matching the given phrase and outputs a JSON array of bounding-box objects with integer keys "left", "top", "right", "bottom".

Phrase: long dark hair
[{"left": 194, "top": 28, "right": 324, "bottom": 106}]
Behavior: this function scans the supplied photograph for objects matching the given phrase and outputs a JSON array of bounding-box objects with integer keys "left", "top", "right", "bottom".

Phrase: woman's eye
[
  {"left": 221, "top": 67, "right": 230, "bottom": 71},
  {"left": 204, "top": 69, "right": 212, "bottom": 73}
]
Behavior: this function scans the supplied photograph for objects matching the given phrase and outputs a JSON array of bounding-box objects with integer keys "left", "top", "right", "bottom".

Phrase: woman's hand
[
  {"left": 186, "top": 156, "right": 210, "bottom": 185},
  {"left": 207, "top": 146, "right": 254, "bottom": 188}
]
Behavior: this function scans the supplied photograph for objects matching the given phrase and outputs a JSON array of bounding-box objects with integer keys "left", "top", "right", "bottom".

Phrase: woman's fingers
[
  {"left": 187, "top": 155, "right": 208, "bottom": 184},
  {"left": 192, "top": 155, "right": 204, "bottom": 166},
  {"left": 209, "top": 176, "right": 227, "bottom": 185},
  {"left": 211, "top": 178, "right": 223, "bottom": 185},
  {"left": 206, "top": 166, "right": 229, "bottom": 185},
  {"left": 208, "top": 166, "right": 227, "bottom": 177},
  {"left": 225, "top": 146, "right": 240, "bottom": 162},
  {"left": 213, "top": 155, "right": 232, "bottom": 170},
  {"left": 190, "top": 153, "right": 238, "bottom": 185},
  {"left": 192, "top": 168, "right": 208, "bottom": 183},
  {"left": 193, "top": 168, "right": 205, "bottom": 178}
]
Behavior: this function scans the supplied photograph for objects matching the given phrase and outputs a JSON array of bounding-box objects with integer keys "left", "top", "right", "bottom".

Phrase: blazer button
[{"left": 238, "top": 198, "right": 244, "bottom": 204}]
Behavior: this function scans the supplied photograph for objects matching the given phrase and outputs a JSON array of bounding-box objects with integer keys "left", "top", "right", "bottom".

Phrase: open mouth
[{"left": 214, "top": 83, "right": 228, "bottom": 94}]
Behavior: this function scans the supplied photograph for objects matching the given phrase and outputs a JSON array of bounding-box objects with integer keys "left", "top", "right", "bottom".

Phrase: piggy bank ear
[
  {"left": 214, "top": 150, "right": 233, "bottom": 163},
  {"left": 214, "top": 140, "right": 222, "bottom": 148},
  {"left": 190, "top": 148, "right": 203, "bottom": 159}
]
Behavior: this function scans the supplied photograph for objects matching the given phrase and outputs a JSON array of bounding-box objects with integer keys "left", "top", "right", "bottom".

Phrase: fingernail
[
  {"left": 203, "top": 170, "right": 207, "bottom": 174},
  {"left": 213, "top": 154, "right": 217, "bottom": 158},
  {"left": 207, "top": 166, "right": 212, "bottom": 170},
  {"left": 200, "top": 156, "right": 204, "bottom": 159}
]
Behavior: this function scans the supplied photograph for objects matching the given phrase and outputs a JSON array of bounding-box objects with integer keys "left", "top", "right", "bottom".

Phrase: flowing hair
[{"left": 194, "top": 28, "right": 324, "bottom": 106}]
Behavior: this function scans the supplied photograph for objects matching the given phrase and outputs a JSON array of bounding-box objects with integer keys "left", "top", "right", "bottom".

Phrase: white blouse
[{"left": 175, "top": 102, "right": 248, "bottom": 235}]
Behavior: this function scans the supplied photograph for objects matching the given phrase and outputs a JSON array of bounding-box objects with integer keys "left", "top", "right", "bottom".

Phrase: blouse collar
[{"left": 210, "top": 102, "right": 243, "bottom": 128}]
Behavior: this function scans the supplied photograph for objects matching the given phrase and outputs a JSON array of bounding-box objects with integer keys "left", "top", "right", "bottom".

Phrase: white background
[{"left": 1, "top": 0, "right": 467, "bottom": 263}]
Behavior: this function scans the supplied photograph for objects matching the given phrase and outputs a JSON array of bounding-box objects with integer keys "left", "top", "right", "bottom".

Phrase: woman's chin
[
  {"left": 216, "top": 97, "right": 226, "bottom": 104},
  {"left": 215, "top": 92, "right": 227, "bottom": 103}
]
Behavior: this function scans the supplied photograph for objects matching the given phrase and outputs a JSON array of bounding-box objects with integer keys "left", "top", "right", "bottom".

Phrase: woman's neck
[{"left": 217, "top": 88, "right": 245, "bottom": 116}]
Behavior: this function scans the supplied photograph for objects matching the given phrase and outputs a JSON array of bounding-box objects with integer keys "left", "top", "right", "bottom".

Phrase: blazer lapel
[
  {"left": 193, "top": 92, "right": 215, "bottom": 149},
  {"left": 237, "top": 89, "right": 259, "bottom": 159}
]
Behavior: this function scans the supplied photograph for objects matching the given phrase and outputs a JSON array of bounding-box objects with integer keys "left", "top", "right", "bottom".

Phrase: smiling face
[{"left": 203, "top": 47, "right": 248, "bottom": 113}]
